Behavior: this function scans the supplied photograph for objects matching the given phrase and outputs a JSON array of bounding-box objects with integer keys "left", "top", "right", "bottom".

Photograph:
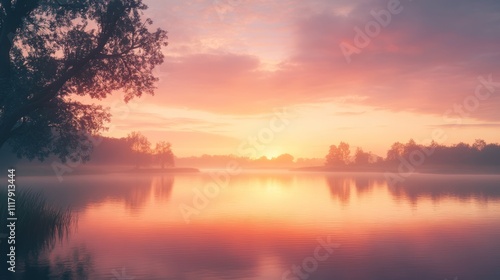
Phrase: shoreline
[
  {"left": 291, "top": 165, "right": 500, "bottom": 175},
  {"left": 8, "top": 166, "right": 200, "bottom": 177},
  {"left": 6, "top": 164, "right": 500, "bottom": 177},
  {"left": 119, "top": 167, "right": 200, "bottom": 174}
]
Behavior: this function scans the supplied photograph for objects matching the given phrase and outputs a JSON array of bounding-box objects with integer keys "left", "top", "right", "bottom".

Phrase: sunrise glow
[{"left": 73, "top": 0, "right": 499, "bottom": 158}]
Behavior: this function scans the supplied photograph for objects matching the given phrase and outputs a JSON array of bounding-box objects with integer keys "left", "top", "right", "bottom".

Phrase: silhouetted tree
[
  {"left": 0, "top": 0, "right": 168, "bottom": 162},
  {"left": 372, "top": 155, "right": 384, "bottom": 164},
  {"left": 386, "top": 142, "right": 404, "bottom": 162},
  {"left": 402, "top": 139, "right": 419, "bottom": 156},
  {"left": 381, "top": 139, "right": 500, "bottom": 168},
  {"left": 256, "top": 156, "right": 270, "bottom": 165},
  {"left": 155, "top": 141, "right": 174, "bottom": 169},
  {"left": 480, "top": 143, "right": 500, "bottom": 165},
  {"left": 126, "top": 131, "right": 151, "bottom": 167},
  {"left": 473, "top": 139, "right": 487, "bottom": 151},
  {"left": 354, "top": 147, "right": 370, "bottom": 165},
  {"left": 326, "top": 142, "right": 350, "bottom": 166},
  {"left": 321, "top": 139, "right": 500, "bottom": 170},
  {"left": 274, "top": 153, "right": 294, "bottom": 165}
]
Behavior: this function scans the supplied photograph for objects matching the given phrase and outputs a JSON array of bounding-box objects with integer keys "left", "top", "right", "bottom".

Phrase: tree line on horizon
[
  {"left": 3, "top": 134, "right": 500, "bottom": 170},
  {"left": 0, "top": 131, "right": 176, "bottom": 169},
  {"left": 125, "top": 132, "right": 175, "bottom": 168},
  {"left": 0, "top": 132, "right": 323, "bottom": 168},
  {"left": 325, "top": 139, "right": 500, "bottom": 167}
]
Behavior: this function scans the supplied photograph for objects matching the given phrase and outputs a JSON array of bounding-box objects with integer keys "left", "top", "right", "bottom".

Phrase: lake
[{"left": 4, "top": 171, "right": 500, "bottom": 280}]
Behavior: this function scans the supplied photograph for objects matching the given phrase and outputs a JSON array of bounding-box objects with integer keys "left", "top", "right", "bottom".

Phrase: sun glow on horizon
[
  {"left": 260, "top": 147, "right": 284, "bottom": 160},
  {"left": 70, "top": 0, "right": 500, "bottom": 159}
]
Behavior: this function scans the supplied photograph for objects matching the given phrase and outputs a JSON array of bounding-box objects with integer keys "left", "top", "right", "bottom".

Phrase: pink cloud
[{"left": 145, "top": 0, "right": 500, "bottom": 121}]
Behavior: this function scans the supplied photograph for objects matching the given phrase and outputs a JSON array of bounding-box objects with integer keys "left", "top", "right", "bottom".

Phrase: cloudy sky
[{"left": 101, "top": 0, "right": 500, "bottom": 158}]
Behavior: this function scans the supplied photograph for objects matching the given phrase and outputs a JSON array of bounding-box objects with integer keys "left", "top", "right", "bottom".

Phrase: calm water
[{"left": 5, "top": 171, "right": 500, "bottom": 280}]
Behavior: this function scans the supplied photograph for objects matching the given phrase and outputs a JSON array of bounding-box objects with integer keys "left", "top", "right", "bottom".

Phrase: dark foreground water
[{"left": 3, "top": 171, "right": 500, "bottom": 280}]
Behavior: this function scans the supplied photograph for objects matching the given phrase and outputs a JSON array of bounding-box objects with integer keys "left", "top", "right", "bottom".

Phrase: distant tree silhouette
[
  {"left": 256, "top": 156, "right": 270, "bottom": 165},
  {"left": 326, "top": 142, "right": 350, "bottom": 166},
  {"left": 354, "top": 147, "right": 370, "bottom": 165},
  {"left": 155, "top": 141, "right": 174, "bottom": 169},
  {"left": 383, "top": 139, "right": 500, "bottom": 167},
  {"left": 480, "top": 143, "right": 500, "bottom": 166},
  {"left": 386, "top": 142, "right": 405, "bottom": 162},
  {"left": 274, "top": 153, "right": 294, "bottom": 165},
  {"left": 0, "top": 0, "right": 168, "bottom": 162},
  {"left": 322, "top": 139, "right": 500, "bottom": 170},
  {"left": 126, "top": 131, "right": 151, "bottom": 167},
  {"left": 402, "top": 139, "right": 419, "bottom": 156},
  {"left": 473, "top": 139, "right": 487, "bottom": 151}
]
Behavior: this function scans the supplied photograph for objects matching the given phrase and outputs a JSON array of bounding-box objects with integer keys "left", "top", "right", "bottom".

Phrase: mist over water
[{"left": 7, "top": 171, "right": 500, "bottom": 280}]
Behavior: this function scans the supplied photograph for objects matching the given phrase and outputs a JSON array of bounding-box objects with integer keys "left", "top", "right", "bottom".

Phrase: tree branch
[
  {"left": 54, "top": 0, "right": 84, "bottom": 9},
  {"left": 0, "top": 0, "right": 40, "bottom": 88},
  {"left": 120, "top": 57, "right": 133, "bottom": 77},
  {"left": 1, "top": 0, "right": 12, "bottom": 14},
  {"left": 1, "top": 0, "right": 126, "bottom": 138}
]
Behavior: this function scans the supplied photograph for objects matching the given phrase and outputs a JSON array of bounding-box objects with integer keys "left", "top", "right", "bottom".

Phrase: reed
[{"left": 0, "top": 188, "right": 74, "bottom": 256}]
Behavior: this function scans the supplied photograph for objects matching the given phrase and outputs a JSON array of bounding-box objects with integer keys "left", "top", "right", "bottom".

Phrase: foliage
[
  {"left": 274, "top": 153, "right": 294, "bottom": 164},
  {"left": 126, "top": 131, "right": 151, "bottom": 167},
  {"left": 386, "top": 141, "right": 405, "bottom": 162},
  {"left": 325, "top": 139, "right": 500, "bottom": 167},
  {"left": 325, "top": 141, "right": 350, "bottom": 166},
  {"left": 155, "top": 140, "right": 174, "bottom": 168},
  {"left": 354, "top": 147, "right": 370, "bottom": 165},
  {"left": 0, "top": 189, "right": 73, "bottom": 256},
  {"left": 0, "top": 0, "right": 168, "bottom": 162},
  {"left": 126, "top": 131, "right": 151, "bottom": 153}
]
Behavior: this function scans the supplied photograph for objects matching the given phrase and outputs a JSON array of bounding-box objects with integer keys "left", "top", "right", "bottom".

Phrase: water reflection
[
  {"left": 326, "top": 173, "right": 386, "bottom": 203},
  {"left": 8, "top": 172, "right": 500, "bottom": 279},
  {"left": 18, "top": 174, "right": 174, "bottom": 212},
  {"left": 390, "top": 174, "right": 500, "bottom": 203},
  {"left": 325, "top": 173, "right": 500, "bottom": 204},
  {"left": 326, "top": 176, "right": 352, "bottom": 203},
  {"left": 22, "top": 246, "right": 93, "bottom": 280},
  {"left": 0, "top": 189, "right": 76, "bottom": 279},
  {"left": 152, "top": 176, "right": 174, "bottom": 201}
]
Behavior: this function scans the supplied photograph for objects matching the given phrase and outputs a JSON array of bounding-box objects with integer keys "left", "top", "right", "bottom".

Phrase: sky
[{"left": 99, "top": 0, "right": 500, "bottom": 158}]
